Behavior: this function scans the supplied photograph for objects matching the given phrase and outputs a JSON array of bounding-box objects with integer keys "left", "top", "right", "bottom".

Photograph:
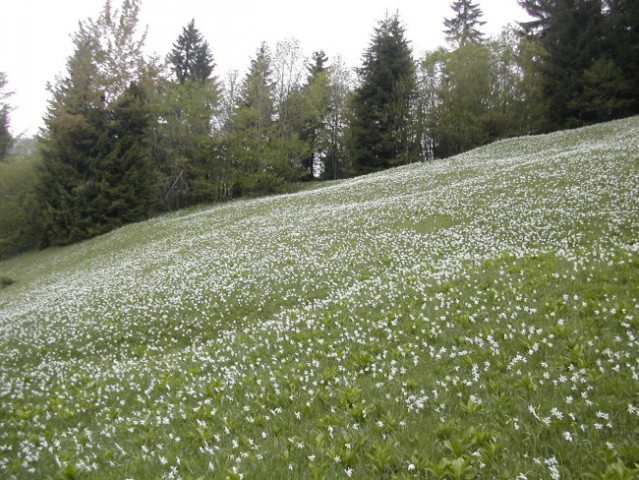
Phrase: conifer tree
[
  {"left": 93, "top": 81, "right": 154, "bottom": 232},
  {"left": 40, "top": 0, "right": 153, "bottom": 245},
  {"left": 157, "top": 19, "right": 219, "bottom": 210},
  {"left": 350, "top": 12, "right": 417, "bottom": 173},
  {"left": 238, "top": 43, "right": 274, "bottom": 132},
  {"left": 223, "top": 43, "right": 280, "bottom": 195},
  {"left": 307, "top": 51, "right": 329, "bottom": 79},
  {"left": 444, "top": 0, "right": 486, "bottom": 48},
  {"left": 518, "top": 0, "right": 604, "bottom": 129},
  {"left": 0, "top": 72, "right": 13, "bottom": 161},
  {"left": 599, "top": 0, "right": 639, "bottom": 118},
  {"left": 169, "top": 19, "right": 215, "bottom": 84}
]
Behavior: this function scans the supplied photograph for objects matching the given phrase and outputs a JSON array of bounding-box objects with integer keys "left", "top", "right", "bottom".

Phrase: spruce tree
[
  {"left": 237, "top": 43, "right": 274, "bottom": 132},
  {"left": 40, "top": 23, "right": 104, "bottom": 245},
  {"left": 350, "top": 12, "right": 417, "bottom": 173},
  {"left": 0, "top": 72, "right": 13, "bottom": 161},
  {"left": 158, "top": 20, "right": 219, "bottom": 210},
  {"left": 93, "top": 82, "right": 154, "bottom": 232},
  {"left": 307, "top": 51, "right": 329, "bottom": 79},
  {"left": 40, "top": 0, "right": 152, "bottom": 245},
  {"left": 600, "top": 0, "right": 639, "bottom": 118},
  {"left": 518, "top": 0, "right": 604, "bottom": 129},
  {"left": 169, "top": 19, "right": 215, "bottom": 84},
  {"left": 444, "top": 0, "right": 486, "bottom": 48}
]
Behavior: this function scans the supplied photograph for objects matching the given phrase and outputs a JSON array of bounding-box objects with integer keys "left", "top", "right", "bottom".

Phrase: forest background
[{"left": 0, "top": 0, "right": 637, "bottom": 255}]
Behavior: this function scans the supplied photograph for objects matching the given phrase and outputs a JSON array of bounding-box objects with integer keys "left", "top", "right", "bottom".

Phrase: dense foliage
[
  {"left": 0, "top": 155, "right": 43, "bottom": 257},
  {"left": 0, "top": 0, "right": 637, "bottom": 254},
  {"left": 350, "top": 13, "right": 417, "bottom": 174},
  {"left": 518, "top": 0, "right": 639, "bottom": 129},
  {"left": 38, "top": 0, "right": 154, "bottom": 246},
  {"left": 0, "top": 72, "right": 12, "bottom": 161}
]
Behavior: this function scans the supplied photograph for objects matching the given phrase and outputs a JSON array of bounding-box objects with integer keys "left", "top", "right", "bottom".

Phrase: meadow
[{"left": 0, "top": 117, "right": 638, "bottom": 479}]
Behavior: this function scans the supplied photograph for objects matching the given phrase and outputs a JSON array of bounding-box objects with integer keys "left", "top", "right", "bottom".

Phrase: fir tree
[
  {"left": 444, "top": 0, "right": 486, "bottom": 48},
  {"left": 93, "top": 81, "right": 154, "bottom": 232},
  {"left": 307, "top": 50, "right": 329, "bottom": 79},
  {"left": 40, "top": 0, "right": 152, "bottom": 245},
  {"left": 157, "top": 20, "right": 219, "bottom": 210},
  {"left": 350, "top": 12, "right": 417, "bottom": 173},
  {"left": 223, "top": 43, "right": 278, "bottom": 195},
  {"left": 237, "top": 43, "right": 274, "bottom": 131},
  {"left": 169, "top": 19, "right": 215, "bottom": 84},
  {"left": 600, "top": 0, "right": 639, "bottom": 117},
  {"left": 518, "top": 0, "right": 604, "bottom": 129},
  {"left": 0, "top": 72, "right": 13, "bottom": 161},
  {"left": 40, "top": 22, "right": 105, "bottom": 245}
]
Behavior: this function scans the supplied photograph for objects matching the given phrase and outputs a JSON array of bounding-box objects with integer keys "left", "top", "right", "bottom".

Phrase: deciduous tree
[{"left": 157, "top": 19, "right": 220, "bottom": 210}]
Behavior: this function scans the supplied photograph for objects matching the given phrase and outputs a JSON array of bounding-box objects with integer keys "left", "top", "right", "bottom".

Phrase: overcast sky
[{"left": 0, "top": 0, "right": 529, "bottom": 137}]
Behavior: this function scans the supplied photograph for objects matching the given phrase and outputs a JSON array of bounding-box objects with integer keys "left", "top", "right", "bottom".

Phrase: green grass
[{"left": 1, "top": 117, "right": 639, "bottom": 479}]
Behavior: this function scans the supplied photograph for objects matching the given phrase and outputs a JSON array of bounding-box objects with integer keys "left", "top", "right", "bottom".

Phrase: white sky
[{"left": 0, "top": 0, "right": 528, "bottom": 137}]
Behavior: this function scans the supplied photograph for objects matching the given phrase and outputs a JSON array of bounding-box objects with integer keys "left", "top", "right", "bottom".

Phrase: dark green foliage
[
  {"left": 599, "top": 0, "right": 639, "bottom": 117},
  {"left": 518, "top": 0, "right": 639, "bottom": 129},
  {"left": 444, "top": 0, "right": 486, "bottom": 48},
  {"left": 307, "top": 50, "right": 329, "bottom": 79},
  {"left": 542, "top": 0, "right": 603, "bottom": 128},
  {"left": 41, "top": 83, "right": 155, "bottom": 245},
  {"left": 39, "top": 109, "right": 105, "bottom": 246},
  {"left": 92, "top": 82, "right": 155, "bottom": 233},
  {"left": 169, "top": 19, "right": 215, "bottom": 84},
  {"left": 0, "top": 107, "right": 11, "bottom": 162},
  {"left": 0, "top": 72, "right": 13, "bottom": 161},
  {"left": 0, "top": 155, "right": 44, "bottom": 258},
  {"left": 570, "top": 57, "right": 635, "bottom": 123},
  {"left": 39, "top": 0, "right": 155, "bottom": 246},
  {"left": 350, "top": 13, "right": 417, "bottom": 174}
]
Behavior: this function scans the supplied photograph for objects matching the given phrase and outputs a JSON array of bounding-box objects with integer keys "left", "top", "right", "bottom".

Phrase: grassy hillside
[{"left": 1, "top": 117, "right": 638, "bottom": 479}]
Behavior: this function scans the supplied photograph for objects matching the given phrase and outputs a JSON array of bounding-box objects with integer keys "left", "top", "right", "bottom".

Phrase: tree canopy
[
  {"left": 39, "top": 0, "right": 154, "bottom": 245},
  {"left": 518, "top": 0, "right": 639, "bottom": 129},
  {"left": 169, "top": 19, "right": 216, "bottom": 84},
  {"left": 444, "top": 0, "right": 486, "bottom": 48},
  {"left": 1, "top": 0, "right": 636, "bottom": 256},
  {"left": 350, "top": 12, "right": 417, "bottom": 173},
  {"left": 0, "top": 72, "right": 13, "bottom": 161}
]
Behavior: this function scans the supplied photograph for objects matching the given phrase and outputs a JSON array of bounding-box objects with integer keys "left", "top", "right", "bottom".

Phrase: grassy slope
[{"left": 1, "top": 118, "right": 638, "bottom": 479}]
